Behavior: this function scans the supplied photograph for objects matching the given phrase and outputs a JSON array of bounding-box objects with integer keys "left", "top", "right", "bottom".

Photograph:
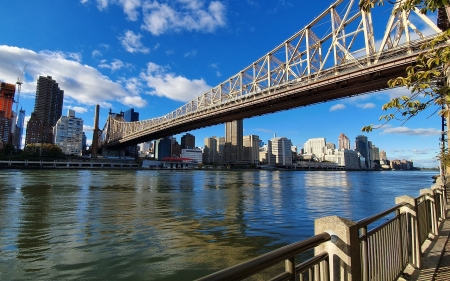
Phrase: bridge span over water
[{"left": 101, "top": 0, "right": 448, "bottom": 148}]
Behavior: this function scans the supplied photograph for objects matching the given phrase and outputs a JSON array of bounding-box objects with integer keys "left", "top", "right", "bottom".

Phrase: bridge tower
[{"left": 224, "top": 119, "right": 243, "bottom": 163}]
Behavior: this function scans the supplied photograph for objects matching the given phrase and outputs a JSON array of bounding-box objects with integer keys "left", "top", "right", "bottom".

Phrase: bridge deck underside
[{"left": 108, "top": 54, "right": 415, "bottom": 148}]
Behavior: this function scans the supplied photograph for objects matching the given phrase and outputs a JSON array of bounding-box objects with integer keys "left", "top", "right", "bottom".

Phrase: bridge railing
[{"left": 196, "top": 177, "right": 447, "bottom": 281}]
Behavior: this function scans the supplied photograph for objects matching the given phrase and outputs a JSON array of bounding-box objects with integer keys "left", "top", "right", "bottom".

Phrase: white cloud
[
  {"left": 385, "top": 87, "right": 413, "bottom": 100},
  {"left": 141, "top": 62, "right": 211, "bottom": 102},
  {"left": 96, "top": 0, "right": 109, "bottom": 10},
  {"left": 83, "top": 125, "right": 94, "bottom": 132},
  {"left": 68, "top": 52, "right": 83, "bottom": 62},
  {"left": 92, "top": 50, "right": 103, "bottom": 58},
  {"left": 141, "top": 0, "right": 226, "bottom": 36},
  {"left": 184, "top": 50, "right": 197, "bottom": 57},
  {"left": 120, "top": 95, "right": 148, "bottom": 107},
  {"left": 330, "top": 103, "right": 346, "bottom": 111},
  {"left": 357, "top": 103, "right": 376, "bottom": 109},
  {"left": 65, "top": 106, "right": 88, "bottom": 114},
  {"left": 98, "top": 59, "right": 133, "bottom": 72},
  {"left": 118, "top": 0, "right": 142, "bottom": 21},
  {"left": 121, "top": 77, "right": 143, "bottom": 96},
  {"left": 119, "top": 30, "right": 150, "bottom": 53},
  {"left": 0, "top": 45, "right": 146, "bottom": 109},
  {"left": 381, "top": 126, "right": 441, "bottom": 136},
  {"left": 23, "top": 115, "right": 31, "bottom": 130},
  {"left": 90, "top": 0, "right": 142, "bottom": 20}
]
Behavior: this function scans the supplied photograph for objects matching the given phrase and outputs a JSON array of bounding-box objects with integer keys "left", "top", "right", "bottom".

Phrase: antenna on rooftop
[{"left": 15, "top": 64, "right": 27, "bottom": 114}]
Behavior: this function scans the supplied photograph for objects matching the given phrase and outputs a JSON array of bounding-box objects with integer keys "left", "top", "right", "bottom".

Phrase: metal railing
[
  {"left": 356, "top": 187, "right": 445, "bottom": 281},
  {"left": 357, "top": 202, "right": 413, "bottom": 281},
  {"left": 196, "top": 233, "right": 331, "bottom": 281},
  {"left": 196, "top": 184, "right": 447, "bottom": 281}
]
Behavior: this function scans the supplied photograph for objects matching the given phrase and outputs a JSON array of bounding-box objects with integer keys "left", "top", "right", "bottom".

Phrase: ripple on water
[{"left": 0, "top": 169, "right": 438, "bottom": 280}]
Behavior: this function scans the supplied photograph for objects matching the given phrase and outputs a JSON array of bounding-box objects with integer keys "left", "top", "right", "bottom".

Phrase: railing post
[
  {"left": 360, "top": 226, "right": 369, "bottom": 281},
  {"left": 396, "top": 209, "right": 404, "bottom": 272},
  {"left": 421, "top": 188, "right": 438, "bottom": 235},
  {"left": 285, "top": 257, "right": 295, "bottom": 281},
  {"left": 314, "top": 216, "right": 360, "bottom": 281},
  {"left": 432, "top": 178, "right": 446, "bottom": 220},
  {"left": 395, "top": 195, "right": 420, "bottom": 269}
]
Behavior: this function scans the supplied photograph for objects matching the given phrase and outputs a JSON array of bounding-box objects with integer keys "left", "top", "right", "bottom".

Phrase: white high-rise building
[
  {"left": 181, "top": 148, "right": 202, "bottom": 163},
  {"left": 53, "top": 110, "right": 83, "bottom": 156},
  {"left": 138, "top": 141, "right": 152, "bottom": 157},
  {"left": 243, "top": 135, "right": 260, "bottom": 165},
  {"left": 304, "top": 138, "right": 326, "bottom": 159},
  {"left": 259, "top": 144, "right": 268, "bottom": 164},
  {"left": 324, "top": 149, "right": 360, "bottom": 169},
  {"left": 268, "top": 137, "right": 292, "bottom": 166}
]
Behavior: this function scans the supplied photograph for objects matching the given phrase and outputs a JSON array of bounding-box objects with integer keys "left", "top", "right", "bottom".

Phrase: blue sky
[{"left": 0, "top": 0, "right": 444, "bottom": 168}]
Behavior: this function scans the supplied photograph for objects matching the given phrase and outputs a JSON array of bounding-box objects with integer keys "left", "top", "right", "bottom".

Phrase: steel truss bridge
[{"left": 102, "top": 0, "right": 448, "bottom": 148}]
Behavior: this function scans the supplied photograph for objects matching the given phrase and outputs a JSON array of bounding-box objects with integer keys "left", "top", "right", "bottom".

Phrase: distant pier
[{"left": 0, "top": 159, "right": 139, "bottom": 169}]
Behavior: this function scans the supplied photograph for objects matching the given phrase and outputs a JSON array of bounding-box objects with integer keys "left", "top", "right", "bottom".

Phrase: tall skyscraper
[
  {"left": 380, "top": 150, "right": 387, "bottom": 160},
  {"left": 338, "top": 133, "right": 350, "bottom": 150},
  {"left": 224, "top": 119, "right": 243, "bottom": 162},
  {"left": 0, "top": 82, "right": 15, "bottom": 120},
  {"left": 53, "top": 110, "right": 84, "bottom": 156},
  {"left": 215, "top": 136, "right": 225, "bottom": 165},
  {"left": 355, "top": 135, "right": 370, "bottom": 169},
  {"left": 14, "top": 108, "right": 25, "bottom": 149},
  {"left": 0, "top": 117, "right": 11, "bottom": 144},
  {"left": 25, "top": 112, "right": 43, "bottom": 145},
  {"left": 171, "top": 137, "right": 181, "bottom": 157},
  {"left": 26, "top": 76, "right": 64, "bottom": 144},
  {"left": 243, "top": 135, "right": 260, "bottom": 165},
  {"left": 155, "top": 137, "right": 172, "bottom": 160},
  {"left": 0, "top": 82, "right": 15, "bottom": 144},
  {"left": 181, "top": 133, "right": 195, "bottom": 149},
  {"left": 124, "top": 108, "right": 139, "bottom": 122},
  {"left": 82, "top": 132, "right": 87, "bottom": 154},
  {"left": 370, "top": 142, "right": 380, "bottom": 161},
  {"left": 268, "top": 137, "right": 293, "bottom": 166},
  {"left": 203, "top": 137, "right": 218, "bottom": 164},
  {"left": 123, "top": 108, "right": 139, "bottom": 156}
]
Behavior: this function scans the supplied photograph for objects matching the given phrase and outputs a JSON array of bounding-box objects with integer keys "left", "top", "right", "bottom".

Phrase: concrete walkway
[{"left": 401, "top": 209, "right": 450, "bottom": 281}]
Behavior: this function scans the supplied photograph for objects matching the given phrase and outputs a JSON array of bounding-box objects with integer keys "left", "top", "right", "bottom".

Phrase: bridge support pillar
[{"left": 314, "top": 216, "right": 360, "bottom": 281}]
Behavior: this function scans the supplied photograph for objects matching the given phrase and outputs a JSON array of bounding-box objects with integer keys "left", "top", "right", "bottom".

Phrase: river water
[{"left": 0, "top": 169, "right": 438, "bottom": 280}]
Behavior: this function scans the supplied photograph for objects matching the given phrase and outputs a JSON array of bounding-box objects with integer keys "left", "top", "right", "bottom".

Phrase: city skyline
[{"left": 0, "top": 1, "right": 443, "bottom": 167}]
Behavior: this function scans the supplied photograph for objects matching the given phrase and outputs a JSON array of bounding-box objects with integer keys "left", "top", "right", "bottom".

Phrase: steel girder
[{"left": 104, "top": 0, "right": 443, "bottom": 147}]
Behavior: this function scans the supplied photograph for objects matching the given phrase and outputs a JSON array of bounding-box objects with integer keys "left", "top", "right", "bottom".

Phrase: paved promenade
[{"left": 403, "top": 209, "right": 450, "bottom": 280}]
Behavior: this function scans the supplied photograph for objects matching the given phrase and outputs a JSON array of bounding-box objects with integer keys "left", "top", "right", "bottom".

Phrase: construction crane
[{"left": 15, "top": 64, "right": 27, "bottom": 115}]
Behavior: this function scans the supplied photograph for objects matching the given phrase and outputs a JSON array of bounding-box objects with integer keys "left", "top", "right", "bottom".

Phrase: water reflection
[
  {"left": 0, "top": 169, "right": 437, "bottom": 281},
  {"left": 303, "top": 171, "right": 354, "bottom": 219},
  {"left": 16, "top": 184, "right": 51, "bottom": 271}
]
